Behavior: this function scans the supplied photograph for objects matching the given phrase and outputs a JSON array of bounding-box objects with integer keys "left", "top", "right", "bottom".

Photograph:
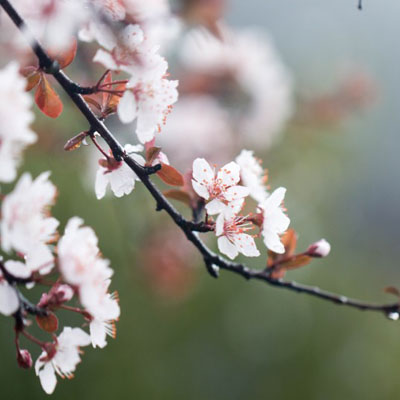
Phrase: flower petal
[
  {"left": 192, "top": 179, "right": 210, "bottom": 200},
  {"left": 233, "top": 233, "right": 260, "bottom": 257},
  {"left": 205, "top": 199, "right": 226, "bottom": 215},
  {"left": 38, "top": 362, "right": 57, "bottom": 395},
  {"left": 218, "top": 236, "right": 239, "bottom": 260},
  {"left": 192, "top": 158, "right": 214, "bottom": 185},
  {"left": 95, "top": 168, "right": 108, "bottom": 199},
  {"left": 0, "top": 281, "right": 19, "bottom": 316},
  {"left": 118, "top": 91, "right": 137, "bottom": 124},
  {"left": 217, "top": 161, "right": 240, "bottom": 186}
]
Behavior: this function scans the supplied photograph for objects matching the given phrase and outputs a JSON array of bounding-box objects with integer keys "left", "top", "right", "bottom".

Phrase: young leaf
[
  {"left": 146, "top": 146, "right": 162, "bottom": 165},
  {"left": 163, "top": 189, "right": 192, "bottom": 206},
  {"left": 36, "top": 312, "right": 59, "bottom": 333},
  {"left": 25, "top": 71, "right": 41, "bottom": 92},
  {"left": 35, "top": 75, "right": 63, "bottom": 118},
  {"left": 157, "top": 163, "right": 184, "bottom": 186}
]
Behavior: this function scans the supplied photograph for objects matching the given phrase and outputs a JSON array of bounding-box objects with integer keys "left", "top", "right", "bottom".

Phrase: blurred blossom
[
  {"left": 159, "top": 95, "right": 232, "bottom": 168},
  {"left": 161, "top": 23, "right": 293, "bottom": 161},
  {"left": 140, "top": 228, "right": 198, "bottom": 301}
]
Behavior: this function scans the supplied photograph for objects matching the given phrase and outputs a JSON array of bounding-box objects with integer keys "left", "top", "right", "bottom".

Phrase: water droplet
[{"left": 386, "top": 312, "right": 399, "bottom": 321}]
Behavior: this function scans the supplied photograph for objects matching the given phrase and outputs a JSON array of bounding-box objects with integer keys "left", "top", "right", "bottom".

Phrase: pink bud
[
  {"left": 54, "top": 284, "right": 74, "bottom": 303},
  {"left": 17, "top": 349, "right": 32, "bottom": 369},
  {"left": 307, "top": 239, "right": 331, "bottom": 258}
]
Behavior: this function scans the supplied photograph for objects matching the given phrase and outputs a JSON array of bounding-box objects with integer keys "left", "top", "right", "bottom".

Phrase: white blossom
[
  {"left": 260, "top": 187, "right": 290, "bottom": 254},
  {"left": 1, "top": 172, "right": 58, "bottom": 273},
  {"left": 191, "top": 158, "right": 249, "bottom": 216},
  {"left": 95, "top": 144, "right": 145, "bottom": 199},
  {"left": 118, "top": 65, "right": 178, "bottom": 144},
  {"left": 235, "top": 150, "right": 268, "bottom": 203},
  {"left": 0, "top": 62, "right": 36, "bottom": 183},
  {"left": 35, "top": 327, "right": 91, "bottom": 395},
  {"left": 216, "top": 213, "right": 260, "bottom": 260}
]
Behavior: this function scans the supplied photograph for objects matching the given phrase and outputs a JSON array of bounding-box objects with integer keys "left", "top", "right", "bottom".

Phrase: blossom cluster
[{"left": 0, "top": 0, "right": 333, "bottom": 396}]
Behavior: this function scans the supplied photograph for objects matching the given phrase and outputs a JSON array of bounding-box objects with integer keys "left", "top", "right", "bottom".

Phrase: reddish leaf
[
  {"left": 84, "top": 95, "right": 102, "bottom": 112},
  {"left": 49, "top": 39, "right": 77, "bottom": 69},
  {"left": 36, "top": 312, "right": 58, "bottom": 333},
  {"left": 35, "top": 76, "right": 63, "bottom": 118},
  {"left": 280, "top": 255, "right": 312, "bottom": 270},
  {"left": 157, "top": 163, "right": 184, "bottom": 186},
  {"left": 384, "top": 286, "right": 400, "bottom": 298},
  {"left": 146, "top": 146, "right": 162, "bottom": 165},
  {"left": 25, "top": 71, "right": 41, "bottom": 92},
  {"left": 102, "top": 71, "right": 113, "bottom": 106},
  {"left": 64, "top": 131, "right": 89, "bottom": 151},
  {"left": 163, "top": 189, "right": 191, "bottom": 206}
]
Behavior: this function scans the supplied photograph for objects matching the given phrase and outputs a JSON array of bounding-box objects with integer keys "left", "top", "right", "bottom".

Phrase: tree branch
[{"left": 1, "top": 0, "right": 398, "bottom": 317}]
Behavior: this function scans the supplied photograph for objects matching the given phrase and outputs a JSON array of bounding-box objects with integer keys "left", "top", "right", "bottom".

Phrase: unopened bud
[
  {"left": 54, "top": 284, "right": 74, "bottom": 303},
  {"left": 307, "top": 239, "right": 331, "bottom": 258},
  {"left": 17, "top": 349, "right": 32, "bottom": 369}
]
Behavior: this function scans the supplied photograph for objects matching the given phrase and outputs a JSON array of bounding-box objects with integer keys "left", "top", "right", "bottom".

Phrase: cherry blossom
[
  {"left": 235, "top": 150, "right": 268, "bottom": 203},
  {"left": 191, "top": 158, "right": 249, "bottom": 216},
  {"left": 95, "top": 144, "right": 145, "bottom": 199},
  {"left": 0, "top": 62, "right": 36, "bottom": 183},
  {"left": 58, "top": 217, "right": 119, "bottom": 348},
  {"left": 260, "top": 187, "right": 290, "bottom": 254},
  {"left": 0, "top": 270, "right": 19, "bottom": 316},
  {"left": 58, "top": 217, "right": 112, "bottom": 287},
  {"left": 215, "top": 213, "right": 260, "bottom": 260},
  {"left": 118, "top": 66, "right": 178, "bottom": 143},
  {"left": 1, "top": 172, "right": 58, "bottom": 272},
  {"left": 35, "top": 327, "right": 91, "bottom": 395}
]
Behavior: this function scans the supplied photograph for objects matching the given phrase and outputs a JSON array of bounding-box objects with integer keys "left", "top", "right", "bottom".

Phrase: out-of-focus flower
[
  {"left": 235, "top": 149, "right": 268, "bottom": 203},
  {"left": 88, "top": 290, "right": 120, "bottom": 348},
  {"left": 175, "top": 26, "right": 293, "bottom": 147},
  {"left": 159, "top": 95, "right": 232, "bottom": 169},
  {"left": 260, "top": 187, "right": 290, "bottom": 254},
  {"left": 1, "top": 172, "right": 58, "bottom": 273},
  {"left": 12, "top": 0, "right": 88, "bottom": 51},
  {"left": 0, "top": 270, "right": 19, "bottom": 316},
  {"left": 58, "top": 218, "right": 119, "bottom": 348},
  {"left": 35, "top": 327, "right": 91, "bottom": 395},
  {"left": 192, "top": 158, "right": 249, "bottom": 216},
  {"left": 215, "top": 213, "right": 260, "bottom": 260},
  {"left": 95, "top": 144, "right": 145, "bottom": 199},
  {"left": 0, "top": 62, "right": 36, "bottom": 183}
]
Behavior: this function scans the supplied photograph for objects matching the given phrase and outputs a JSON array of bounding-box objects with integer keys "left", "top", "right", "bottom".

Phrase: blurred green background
[{"left": 2, "top": 0, "right": 400, "bottom": 399}]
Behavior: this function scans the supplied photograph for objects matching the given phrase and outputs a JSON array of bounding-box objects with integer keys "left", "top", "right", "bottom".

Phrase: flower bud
[
  {"left": 307, "top": 239, "right": 331, "bottom": 258},
  {"left": 54, "top": 284, "right": 74, "bottom": 303},
  {"left": 17, "top": 349, "right": 32, "bottom": 369}
]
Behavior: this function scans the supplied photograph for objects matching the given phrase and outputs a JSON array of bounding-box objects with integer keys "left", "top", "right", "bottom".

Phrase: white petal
[
  {"left": 217, "top": 161, "right": 240, "bottom": 186},
  {"left": 4, "top": 260, "right": 31, "bottom": 279},
  {"left": 263, "top": 230, "right": 285, "bottom": 254},
  {"left": 192, "top": 158, "right": 214, "bottom": 185},
  {"left": 192, "top": 180, "right": 210, "bottom": 200},
  {"left": 218, "top": 236, "right": 239, "bottom": 260},
  {"left": 263, "top": 187, "right": 286, "bottom": 210},
  {"left": 205, "top": 199, "right": 226, "bottom": 215},
  {"left": 225, "top": 185, "right": 250, "bottom": 202},
  {"left": 215, "top": 213, "right": 225, "bottom": 236},
  {"left": 118, "top": 91, "right": 137, "bottom": 124},
  {"left": 0, "top": 282, "right": 19, "bottom": 316},
  {"left": 93, "top": 49, "right": 118, "bottom": 70},
  {"left": 90, "top": 320, "right": 107, "bottom": 349},
  {"left": 223, "top": 199, "right": 244, "bottom": 217},
  {"left": 95, "top": 168, "right": 109, "bottom": 199},
  {"left": 108, "top": 164, "right": 136, "bottom": 197},
  {"left": 233, "top": 234, "right": 260, "bottom": 257},
  {"left": 38, "top": 362, "right": 57, "bottom": 395}
]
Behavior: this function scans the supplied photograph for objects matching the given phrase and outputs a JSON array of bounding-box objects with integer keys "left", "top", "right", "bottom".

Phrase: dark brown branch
[{"left": 1, "top": 0, "right": 399, "bottom": 317}]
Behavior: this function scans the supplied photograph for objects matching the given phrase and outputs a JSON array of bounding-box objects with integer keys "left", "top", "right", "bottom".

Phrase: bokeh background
[{"left": 2, "top": 0, "right": 400, "bottom": 399}]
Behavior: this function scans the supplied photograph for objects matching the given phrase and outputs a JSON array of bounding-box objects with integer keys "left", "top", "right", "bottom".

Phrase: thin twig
[{"left": 1, "top": 0, "right": 398, "bottom": 317}]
